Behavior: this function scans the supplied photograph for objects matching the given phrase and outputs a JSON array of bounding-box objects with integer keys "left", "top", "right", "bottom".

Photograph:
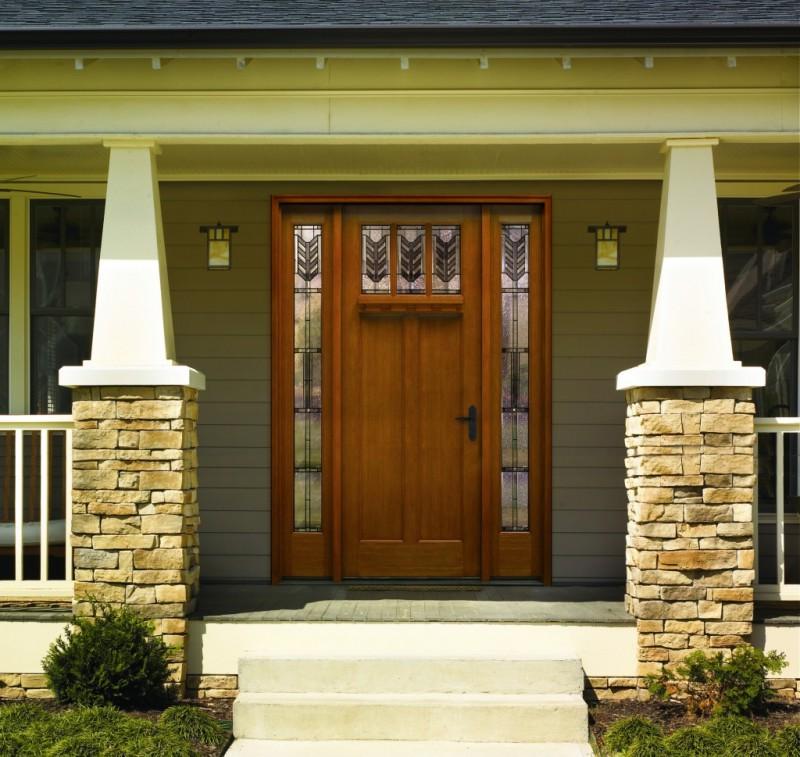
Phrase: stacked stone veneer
[
  {"left": 625, "top": 387, "right": 756, "bottom": 676},
  {"left": 70, "top": 386, "right": 200, "bottom": 692}
]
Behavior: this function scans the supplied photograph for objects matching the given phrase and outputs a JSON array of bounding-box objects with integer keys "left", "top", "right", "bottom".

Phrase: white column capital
[
  {"left": 617, "top": 140, "right": 765, "bottom": 390},
  {"left": 102, "top": 138, "right": 162, "bottom": 154},
  {"left": 660, "top": 137, "right": 720, "bottom": 152},
  {"left": 60, "top": 137, "right": 204, "bottom": 390}
]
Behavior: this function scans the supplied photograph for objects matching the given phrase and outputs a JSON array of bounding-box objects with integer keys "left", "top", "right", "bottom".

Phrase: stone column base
[
  {"left": 70, "top": 386, "right": 200, "bottom": 692},
  {"left": 624, "top": 387, "right": 755, "bottom": 675}
]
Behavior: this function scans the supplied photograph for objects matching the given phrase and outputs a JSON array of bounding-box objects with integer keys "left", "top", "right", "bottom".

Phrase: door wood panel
[{"left": 342, "top": 206, "right": 482, "bottom": 578}]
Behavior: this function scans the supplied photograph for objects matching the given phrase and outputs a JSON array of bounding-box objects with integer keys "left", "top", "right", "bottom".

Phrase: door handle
[{"left": 455, "top": 405, "right": 478, "bottom": 442}]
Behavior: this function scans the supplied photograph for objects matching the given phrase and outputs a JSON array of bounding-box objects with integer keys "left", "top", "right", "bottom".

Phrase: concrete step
[
  {"left": 238, "top": 654, "right": 584, "bottom": 695},
  {"left": 233, "top": 692, "right": 588, "bottom": 743},
  {"left": 227, "top": 740, "right": 595, "bottom": 756}
]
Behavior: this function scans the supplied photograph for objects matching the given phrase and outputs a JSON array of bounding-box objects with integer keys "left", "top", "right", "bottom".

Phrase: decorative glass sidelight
[
  {"left": 432, "top": 225, "right": 461, "bottom": 294},
  {"left": 396, "top": 225, "right": 426, "bottom": 294},
  {"left": 501, "top": 224, "right": 530, "bottom": 532},
  {"left": 361, "top": 225, "right": 391, "bottom": 293},
  {"left": 293, "top": 225, "right": 323, "bottom": 532}
]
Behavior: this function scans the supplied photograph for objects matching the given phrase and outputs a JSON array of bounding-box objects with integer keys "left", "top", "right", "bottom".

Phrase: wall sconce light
[
  {"left": 588, "top": 221, "right": 626, "bottom": 270},
  {"left": 200, "top": 222, "right": 238, "bottom": 270}
]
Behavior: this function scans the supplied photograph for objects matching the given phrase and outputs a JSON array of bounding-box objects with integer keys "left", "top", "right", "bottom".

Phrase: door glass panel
[
  {"left": 293, "top": 225, "right": 323, "bottom": 532},
  {"left": 361, "top": 225, "right": 390, "bottom": 293},
  {"left": 760, "top": 206, "right": 794, "bottom": 333},
  {"left": 396, "top": 225, "right": 425, "bottom": 294},
  {"left": 500, "top": 224, "right": 531, "bottom": 532},
  {"left": 432, "top": 225, "right": 461, "bottom": 294}
]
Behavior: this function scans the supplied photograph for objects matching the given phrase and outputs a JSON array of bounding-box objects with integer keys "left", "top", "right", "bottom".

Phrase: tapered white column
[
  {"left": 60, "top": 140, "right": 204, "bottom": 389},
  {"left": 617, "top": 138, "right": 764, "bottom": 390}
]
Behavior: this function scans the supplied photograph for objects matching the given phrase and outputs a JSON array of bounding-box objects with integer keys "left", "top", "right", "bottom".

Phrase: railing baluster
[
  {"left": 14, "top": 429, "right": 23, "bottom": 582},
  {"left": 40, "top": 429, "right": 49, "bottom": 581},
  {"left": 753, "top": 432, "right": 759, "bottom": 586},
  {"left": 776, "top": 431, "right": 785, "bottom": 590},
  {"left": 65, "top": 428, "right": 73, "bottom": 581}
]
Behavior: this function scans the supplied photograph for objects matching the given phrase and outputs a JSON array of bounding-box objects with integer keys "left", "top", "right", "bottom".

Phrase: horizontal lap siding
[
  {"left": 162, "top": 184, "right": 273, "bottom": 582},
  {"left": 161, "top": 180, "right": 658, "bottom": 583},
  {"left": 550, "top": 184, "right": 657, "bottom": 583}
]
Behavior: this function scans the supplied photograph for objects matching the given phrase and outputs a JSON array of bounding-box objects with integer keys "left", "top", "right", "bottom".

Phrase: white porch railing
[
  {"left": 754, "top": 417, "right": 800, "bottom": 601},
  {"left": 0, "top": 416, "right": 73, "bottom": 598}
]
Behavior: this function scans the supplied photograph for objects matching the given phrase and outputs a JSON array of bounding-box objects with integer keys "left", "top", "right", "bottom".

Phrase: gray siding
[{"left": 161, "top": 181, "right": 658, "bottom": 584}]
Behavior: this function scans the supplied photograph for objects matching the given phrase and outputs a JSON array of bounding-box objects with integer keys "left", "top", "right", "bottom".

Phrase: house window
[
  {"left": 720, "top": 199, "right": 799, "bottom": 583},
  {"left": 0, "top": 201, "right": 8, "bottom": 414},
  {"left": 30, "top": 201, "right": 103, "bottom": 414}
]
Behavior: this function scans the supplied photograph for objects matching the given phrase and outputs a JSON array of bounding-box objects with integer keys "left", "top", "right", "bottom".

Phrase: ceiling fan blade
[
  {"left": 0, "top": 175, "right": 36, "bottom": 183},
  {"left": 0, "top": 187, "right": 82, "bottom": 198}
]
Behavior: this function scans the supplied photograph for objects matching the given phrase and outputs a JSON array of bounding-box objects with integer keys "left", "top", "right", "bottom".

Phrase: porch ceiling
[{"left": 0, "top": 140, "right": 798, "bottom": 183}]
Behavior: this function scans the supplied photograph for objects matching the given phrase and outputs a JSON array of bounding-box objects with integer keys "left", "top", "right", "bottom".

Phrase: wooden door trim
[{"left": 271, "top": 195, "right": 552, "bottom": 584}]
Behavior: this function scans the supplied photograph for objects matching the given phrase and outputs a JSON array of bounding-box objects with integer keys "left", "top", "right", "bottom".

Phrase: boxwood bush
[{"left": 43, "top": 605, "right": 175, "bottom": 709}]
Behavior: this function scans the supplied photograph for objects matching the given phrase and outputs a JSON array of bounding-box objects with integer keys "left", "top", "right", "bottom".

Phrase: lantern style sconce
[
  {"left": 588, "top": 222, "right": 626, "bottom": 270},
  {"left": 200, "top": 222, "right": 238, "bottom": 270}
]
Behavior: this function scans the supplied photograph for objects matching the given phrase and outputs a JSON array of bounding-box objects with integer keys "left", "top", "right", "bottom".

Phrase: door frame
[{"left": 271, "top": 195, "right": 552, "bottom": 583}]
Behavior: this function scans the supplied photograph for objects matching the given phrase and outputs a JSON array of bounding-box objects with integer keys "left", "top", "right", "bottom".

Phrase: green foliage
[
  {"left": 728, "top": 733, "right": 779, "bottom": 757},
  {"left": 705, "top": 713, "right": 766, "bottom": 741},
  {"left": 159, "top": 704, "right": 227, "bottom": 746},
  {"left": 43, "top": 605, "right": 176, "bottom": 709},
  {"left": 0, "top": 702, "right": 50, "bottom": 731},
  {"left": 663, "top": 725, "right": 723, "bottom": 757},
  {"left": 603, "top": 716, "right": 663, "bottom": 754},
  {"left": 646, "top": 645, "right": 787, "bottom": 716},
  {"left": 623, "top": 733, "right": 666, "bottom": 757},
  {"left": 773, "top": 725, "right": 800, "bottom": 757},
  {"left": 0, "top": 703, "right": 204, "bottom": 757}
]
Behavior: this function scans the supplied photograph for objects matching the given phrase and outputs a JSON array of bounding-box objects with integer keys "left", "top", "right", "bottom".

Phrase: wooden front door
[
  {"left": 273, "top": 197, "right": 551, "bottom": 583},
  {"left": 341, "top": 206, "right": 482, "bottom": 577}
]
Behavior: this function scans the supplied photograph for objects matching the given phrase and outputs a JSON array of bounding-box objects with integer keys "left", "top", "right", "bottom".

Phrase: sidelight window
[
  {"left": 500, "top": 224, "right": 530, "bottom": 532},
  {"left": 293, "top": 225, "right": 323, "bottom": 532}
]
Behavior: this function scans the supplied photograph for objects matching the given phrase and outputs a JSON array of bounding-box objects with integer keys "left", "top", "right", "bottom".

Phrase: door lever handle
[{"left": 455, "top": 405, "right": 478, "bottom": 441}]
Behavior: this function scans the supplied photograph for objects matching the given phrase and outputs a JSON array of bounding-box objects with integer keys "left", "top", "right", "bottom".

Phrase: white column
[
  {"left": 617, "top": 138, "right": 764, "bottom": 390},
  {"left": 60, "top": 140, "right": 204, "bottom": 389}
]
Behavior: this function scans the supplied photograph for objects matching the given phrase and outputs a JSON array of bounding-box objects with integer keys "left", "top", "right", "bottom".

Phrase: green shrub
[
  {"left": 663, "top": 726, "right": 723, "bottom": 757},
  {"left": 705, "top": 713, "right": 766, "bottom": 741},
  {"left": 624, "top": 733, "right": 666, "bottom": 757},
  {"left": 728, "top": 733, "right": 779, "bottom": 757},
  {"left": 43, "top": 606, "right": 175, "bottom": 709},
  {"left": 773, "top": 725, "right": 800, "bottom": 757},
  {"left": 112, "top": 730, "right": 197, "bottom": 757},
  {"left": 646, "top": 645, "right": 787, "bottom": 716},
  {"left": 603, "top": 716, "right": 663, "bottom": 754},
  {"left": 159, "top": 705, "right": 227, "bottom": 746}
]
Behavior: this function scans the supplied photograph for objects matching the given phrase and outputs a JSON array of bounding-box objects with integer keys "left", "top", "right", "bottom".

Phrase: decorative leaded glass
[
  {"left": 432, "top": 225, "right": 461, "bottom": 294},
  {"left": 361, "top": 225, "right": 390, "bottom": 293},
  {"left": 293, "top": 225, "right": 323, "bottom": 532},
  {"left": 501, "top": 224, "right": 530, "bottom": 532},
  {"left": 396, "top": 225, "right": 425, "bottom": 294}
]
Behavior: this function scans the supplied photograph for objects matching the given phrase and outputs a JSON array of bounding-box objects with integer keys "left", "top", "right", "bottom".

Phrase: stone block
[
  {"left": 722, "top": 603, "right": 753, "bottom": 621},
  {"left": 712, "top": 588, "right": 753, "bottom": 602},
  {"left": 662, "top": 400, "right": 704, "bottom": 414},
  {"left": 156, "top": 585, "right": 189, "bottom": 603},
  {"left": 700, "top": 414, "right": 753, "bottom": 434},
  {"left": 73, "top": 470, "right": 118, "bottom": 490},
  {"left": 93, "top": 535, "right": 157, "bottom": 550},
  {"left": 141, "top": 514, "right": 184, "bottom": 534},
  {"left": 72, "top": 514, "right": 101, "bottom": 534},
  {"left": 716, "top": 522, "right": 752, "bottom": 537},
  {"left": 637, "top": 601, "right": 697, "bottom": 620},
  {"left": 705, "top": 622, "right": 752, "bottom": 636},
  {"left": 139, "top": 471, "right": 185, "bottom": 490},
  {"left": 698, "top": 600, "right": 722, "bottom": 619},
  {"left": 73, "top": 401, "right": 117, "bottom": 420},
  {"left": 684, "top": 505, "right": 732, "bottom": 523},
  {"left": 74, "top": 548, "right": 118, "bottom": 569},
  {"left": 117, "top": 400, "right": 185, "bottom": 420},
  {"left": 658, "top": 550, "right": 737, "bottom": 570},
  {"left": 139, "top": 430, "right": 185, "bottom": 450},
  {"left": 638, "top": 488, "right": 674, "bottom": 504},
  {"left": 126, "top": 586, "right": 157, "bottom": 604},
  {"left": 20, "top": 673, "right": 49, "bottom": 688},
  {"left": 654, "top": 633, "right": 689, "bottom": 649},
  {"left": 700, "top": 456, "right": 754, "bottom": 475},
  {"left": 72, "top": 430, "right": 119, "bottom": 450}
]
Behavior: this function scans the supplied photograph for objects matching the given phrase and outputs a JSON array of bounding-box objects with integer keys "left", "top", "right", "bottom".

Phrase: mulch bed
[
  {"left": 590, "top": 698, "right": 800, "bottom": 753},
  {"left": 1, "top": 697, "right": 235, "bottom": 756}
]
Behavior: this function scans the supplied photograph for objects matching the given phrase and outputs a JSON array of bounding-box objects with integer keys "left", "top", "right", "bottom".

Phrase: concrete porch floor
[{"left": 194, "top": 583, "right": 633, "bottom": 624}]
